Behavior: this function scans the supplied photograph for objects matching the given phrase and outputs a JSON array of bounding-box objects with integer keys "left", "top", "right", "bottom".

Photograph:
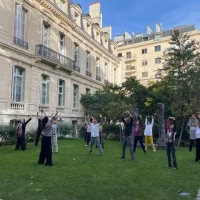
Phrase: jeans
[
  {"left": 166, "top": 142, "right": 177, "bottom": 168},
  {"left": 89, "top": 136, "right": 103, "bottom": 155},
  {"left": 122, "top": 136, "right": 134, "bottom": 160}
]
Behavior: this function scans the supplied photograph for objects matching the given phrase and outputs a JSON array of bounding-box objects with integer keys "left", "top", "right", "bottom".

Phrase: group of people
[
  {"left": 120, "top": 111, "right": 177, "bottom": 169},
  {"left": 14, "top": 107, "right": 200, "bottom": 168},
  {"left": 15, "top": 109, "right": 59, "bottom": 166},
  {"left": 188, "top": 113, "right": 200, "bottom": 162}
]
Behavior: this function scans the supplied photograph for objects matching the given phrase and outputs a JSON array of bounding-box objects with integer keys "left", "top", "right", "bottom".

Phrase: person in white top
[
  {"left": 85, "top": 116, "right": 103, "bottom": 156},
  {"left": 144, "top": 116, "right": 156, "bottom": 152},
  {"left": 195, "top": 121, "right": 200, "bottom": 162},
  {"left": 51, "top": 111, "right": 58, "bottom": 154}
]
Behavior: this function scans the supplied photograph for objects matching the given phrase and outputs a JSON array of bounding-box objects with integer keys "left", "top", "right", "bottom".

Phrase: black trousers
[
  {"left": 195, "top": 138, "right": 200, "bottom": 161},
  {"left": 122, "top": 136, "right": 134, "bottom": 160},
  {"left": 38, "top": 136, "right": 53, "bottom": 166},
  {"left": 166, "top": 142, "right": 177, "bottom": 168},
  {"left": 84, "top": 132, "right": 87, "bottom": 143},
  {"left": 35, "top": 130, "right": 41, "bottom": 146},
  {"left": 134, "top": 136, "right": 146, "bottom": 153},
  {"left": 86, "top": 132, "right": 91, "bottom": 145},
  {"left": 189, "top": 139, "right": 195, "bottom": 152},
  {"left": 15, "top": 135, "right": 26, "bottom": 151}
]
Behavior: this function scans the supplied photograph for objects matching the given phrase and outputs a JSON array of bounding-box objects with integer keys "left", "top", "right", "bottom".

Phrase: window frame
[
  {"left": 58, "top": 79, "right": 65, "bottom": 107},
  {"left": 142, "top": 48, "right": 147, "bottom": 54},
  {"left": 155, "top": 57, "right": 162, "bottom": 64},
  {"left": 40, "top": 75, "right": 50, "bottom": 105},
  {"left": 155, "top": 45, "right": 161, "bottom": 52},
  {"left": 73, "top": 84, "right": 79, "bottom": 109}
]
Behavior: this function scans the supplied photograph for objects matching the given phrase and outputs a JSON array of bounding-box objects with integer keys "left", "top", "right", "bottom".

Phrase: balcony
[
  {"left": 86, "top": 71, "right": 92, "bottom": 77},
  {"left": 14, "top": 37, "right": 28, "bottom": 50},
  {"left": 35, "top": 45, "right": 76, "bottom": 72},
  {"left": 96, "top": 76, "right": 101, "bottom": 82},
  {"left": 125, "top": 54, "right": 137, "bottom": 62}
]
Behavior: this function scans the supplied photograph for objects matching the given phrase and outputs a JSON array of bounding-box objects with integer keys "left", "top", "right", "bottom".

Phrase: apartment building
[
  {"left": 114, "top": 24, "right": 200, "bottom": 85},
  {"left": 0, "top": 0, "right": 121, "bottom": 125}
]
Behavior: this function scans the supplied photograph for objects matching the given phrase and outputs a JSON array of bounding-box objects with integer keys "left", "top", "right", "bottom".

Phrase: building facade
[
  {"left": 0, "top": 0, "right": 121, "bottom": 126},
  {"left": 114, "top": 24, "right": 200, "bottom": 85}
]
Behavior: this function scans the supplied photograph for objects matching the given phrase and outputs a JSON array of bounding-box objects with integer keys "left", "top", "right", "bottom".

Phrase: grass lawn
[{"left": 0, "top": 139, "right": 199, "bottom": 200}]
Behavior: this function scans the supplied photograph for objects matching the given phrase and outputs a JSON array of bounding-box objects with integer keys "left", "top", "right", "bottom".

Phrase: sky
[{"left": 72, "top": 0, "right": 200, "bottom": 39}]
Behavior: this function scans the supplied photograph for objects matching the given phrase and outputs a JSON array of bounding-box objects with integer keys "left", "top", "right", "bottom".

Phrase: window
[
  {"left": 73, "top": 12, "right": 79, "bottom": 23},
  {"left": 40, "top": 75, "right": 49, "bottom": 105},
  {"left": 155, "top": 57, "right": 162, "bottom": 64},
  {"left": 155, "top": 45, "right": 161, "bottom": 52},
  {"left": 96, "top": 32, "right": 100, "bottom": 42},
  {"left": 96, "top": 58, "right": 100, "bottom": 77},
  {"left": 142, "top": 60, "right": 148, "bottom": 66},
  {"left": 58, "top": 79, "right": 65, "bottom": 107},
  {"left": 155, "top": 34, "right": 161, "bottom": 41},
  {"left": 59, "top": 33, "right": 65, "bottom": 55},
  {"left": 142, "top": 49, "right": 147, "bottom": 54},
  {"left": 114, "top": 69, "right": 117, "bottom": 84},
  {"left": 126, "top": 52, "right": 131, "bottom": 59},
  {"left": 12, "top": 66, "right": 25, "bottom": 102},
  {"left": 73, "top": 84, "right": 79, "bottom": 109},
  {"left": 14, "top": 4, "right": 26, "bottom": 41},
  {"left": 143, "top": 37, "right": 148, "bottom": 42},
  {"left": 86, "top": 51, "right": 91, "bottom": 72},
  {"left": 126, "top": 65, "right": 135, "bottom": 71},
  {"left": 42, "top": 24, "right": 50, "bottom": 47},
  {"left": 104, "top": 63, "right": 108, "bottom": 80},
  {"left": 128, "top": 40, "right": 132, "bottom": 45},
  {"left": 142, "top": 72, "right": 148, "bottom": 78},
  {"left": 74, "top": 43, "right": 79, "bottom": 67},
  {"left": 118, "top": 53, "right": 122, "bottom": 57},
  {"left": 86, "top": 88, "right": 91, "bottom": 94}
]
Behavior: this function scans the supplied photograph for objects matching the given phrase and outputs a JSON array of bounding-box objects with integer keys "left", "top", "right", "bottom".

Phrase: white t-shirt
[
  {"left": 91, "top": 123, "right": 100, "bottom": 137},
  {"left": 196, "top": 127, "right": 200, "bottom": 138},
  {"left": 144, "top": 118, "right": 154, "bottom": 136},
  {"left": 87, "top": 124, "right": 92, "bottom": 133}
]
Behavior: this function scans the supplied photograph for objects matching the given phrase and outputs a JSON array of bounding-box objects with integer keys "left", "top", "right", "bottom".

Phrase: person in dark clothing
[
  {"left": 38, "top": 115, "right": 56, "bottom": 166},
  {"left": 15, "top": 117, "right": 32, "bottom": 151},
  {"left": 120, "top": 111, "right": 134, "bottom": 162},
  {"left": 35, "top": 109, "right": 46, "bottom": 146},
  {"left": 133, "top": 116, "right": 146, "bottom": 153},
  {"left": 166, "top": 117, "right": 177, "bottom": 169}
]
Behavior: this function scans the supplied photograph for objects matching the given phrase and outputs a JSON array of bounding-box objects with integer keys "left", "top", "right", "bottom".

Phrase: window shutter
[
  {"left": 11, "top": 67, "right": 15, "bottom": 101},
  {"left": 40, "top": 76, "right": 42, "bottom": 104},
  {"left": 77, "top": 46, "right": 79, "bottom": 67},
  {"left": 48, "top": 26, "right": 50, "bottom": 48},
  {"left": 21, "top": 69, "right": 25, "bottom": 102},
  {"left": 63, "top": 81, "right": 65, "bottom": 107},
  {"left": 57, "top": 79, "right": 59, "bottom": 106},
  {"left": 47, "top": 78, "right": 50, "bottom": 104}
]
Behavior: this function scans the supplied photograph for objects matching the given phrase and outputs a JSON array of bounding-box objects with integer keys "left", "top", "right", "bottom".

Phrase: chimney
[
  {"left": 89, "top": 2, "right": 102, "bottom": 27},
  {"left": 156, "top": 23, "right": 162, "bottom": 32},
  {"left": 147, "top": 25, "right": 153, "bottom": 34}
]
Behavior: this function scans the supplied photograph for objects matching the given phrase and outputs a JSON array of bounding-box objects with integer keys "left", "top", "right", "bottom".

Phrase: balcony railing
[
  {"left": 14, "top": 37, "right": 28, "bottom": 50},
  {"left": 35, "top": 44, "right": 75, "bottom": 71},
  {"left": 86, "top": 71, "right": 92, "bottom": 77},
  {"left": 96, "top": 76, "right": 101, "bottom": 81}
]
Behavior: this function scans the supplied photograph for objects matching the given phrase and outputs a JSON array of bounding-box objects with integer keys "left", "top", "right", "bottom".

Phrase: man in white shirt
[
  {"left": 85, "top": 116, "right": 103, "bottom": 156},
  {"left": 144, "top": 116, "right": 156, "bottom": 152}
]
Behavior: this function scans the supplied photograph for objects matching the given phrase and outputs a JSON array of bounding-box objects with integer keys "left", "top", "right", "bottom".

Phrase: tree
[{"left": 163, "top": 31, "right": 200, "bottom": 146}]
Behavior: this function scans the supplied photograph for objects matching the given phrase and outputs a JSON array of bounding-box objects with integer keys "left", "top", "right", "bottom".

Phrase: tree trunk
[{"left": 178, "top": 116, "right": 185, "bottom": 147}]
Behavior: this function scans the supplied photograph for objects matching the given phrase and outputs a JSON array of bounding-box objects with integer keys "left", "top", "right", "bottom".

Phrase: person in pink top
[{"left": 133, "top": 115, "right": 146, "bottom": 153}]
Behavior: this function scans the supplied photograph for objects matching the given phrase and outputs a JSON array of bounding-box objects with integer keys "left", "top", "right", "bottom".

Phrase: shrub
[
  {"left": 57, "top": 122, "right": 76, "bottom": 138},
  {"left": 0, "top": 124, "right": 17, "bottom": 145},
  {"left": 26, "top": 128, "right": 37, "bottom": 143}
]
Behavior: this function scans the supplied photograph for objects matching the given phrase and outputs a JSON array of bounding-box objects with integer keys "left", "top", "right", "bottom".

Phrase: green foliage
[
  {"left": 57, "top": 122, "right": 76, "bottom": 137},
  {"left": 0, "top": 124, "right": 17, "bottom": 145}
]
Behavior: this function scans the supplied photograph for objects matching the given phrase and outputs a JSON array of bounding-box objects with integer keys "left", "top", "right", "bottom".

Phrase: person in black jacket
[
  {"left": 120, "top": 111, "right": 135, "bottom": 162},
  {"left": 15, "top": 116, "right": 32, "bottom": 151},
  {"left": 166, "top": 117, "right": 177, "bottom": 169}
]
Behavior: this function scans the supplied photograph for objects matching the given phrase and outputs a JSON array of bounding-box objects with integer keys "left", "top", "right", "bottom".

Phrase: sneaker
[
  {"left": 168, "top": 165, "right": 172, "bottom": 167},
  {"left": 100, "top": 154, "right": 103, "bottom": 157},
  {"left": 85, "top": 145, "right": 88, "bottom": 146},
  {"left": 154, "top": 149, "right": 156, "bottom": 152},
  {"left": 173, "top": 167, "right": 177, "bottom": 170},
  {"left": 120, "top": 156, "right": 125, "bottom": 159}
]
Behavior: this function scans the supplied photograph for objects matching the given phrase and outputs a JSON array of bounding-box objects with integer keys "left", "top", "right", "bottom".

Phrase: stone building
[
  {"left": 0, "top": 0, "right": 121, "bottom": 127},
  {"left": 114, "top": 24, "right": 200, "bottom": 86}
]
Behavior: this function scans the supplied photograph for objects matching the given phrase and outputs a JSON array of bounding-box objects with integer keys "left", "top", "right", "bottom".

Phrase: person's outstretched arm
[
  {"left": 151, "top": 116, "right": 154, "bottom": 127},
  {"left": 25, "top": 117, "right": 32, "bottom": 126},
  {"left": 145, "top": 117, "right": 147, "bottom": 125}
]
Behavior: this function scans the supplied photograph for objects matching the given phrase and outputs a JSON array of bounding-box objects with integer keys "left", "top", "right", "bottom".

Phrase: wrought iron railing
[
  {"left": 86, "top": 71, "right": 92, "bottom": 77},
  {"left": 96, "top": 76, "right": 101, "bottom": 81},
  {"left": 35, "top": 44, "right": 75, "bottom": 70},
  {"left": 14, "top": 37, "right": 28, "bottom": 50}
]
